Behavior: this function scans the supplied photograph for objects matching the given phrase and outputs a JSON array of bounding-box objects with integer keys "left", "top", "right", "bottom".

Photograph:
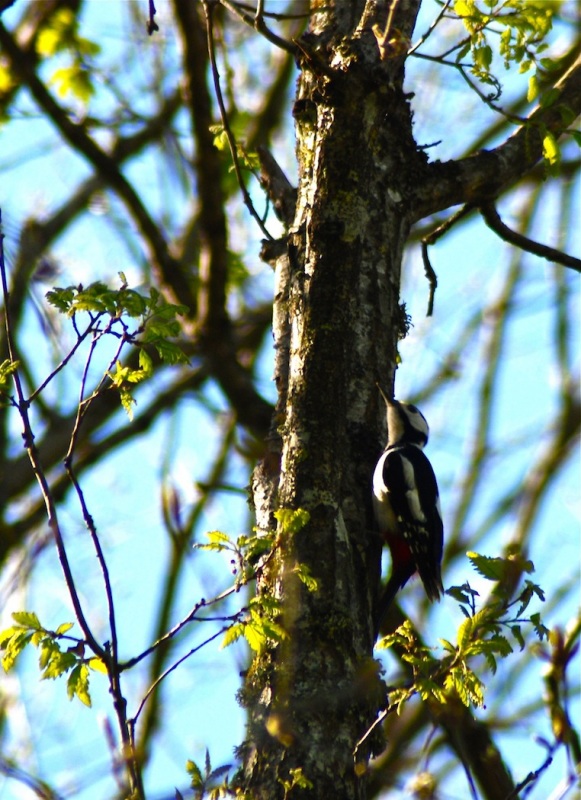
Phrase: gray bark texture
[
  {"left": 238, "top": 2, "right": 581, "bottom": 798},
  {"left": 241, "top": 3, "right": 423, "bottom": 798}
]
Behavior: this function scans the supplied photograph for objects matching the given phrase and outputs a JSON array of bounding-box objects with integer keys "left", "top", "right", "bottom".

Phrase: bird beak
[{"left": 376, "top": 383, "right": 391, "bottom": 406}]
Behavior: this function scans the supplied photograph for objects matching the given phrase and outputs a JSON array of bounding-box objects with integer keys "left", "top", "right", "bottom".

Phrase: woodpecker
[{"left": 373, "top": 388, "right": 444, "bottom": 630}]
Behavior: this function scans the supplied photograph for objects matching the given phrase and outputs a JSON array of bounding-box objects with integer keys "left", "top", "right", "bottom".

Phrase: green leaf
[
  {"left": 117, "top": 288, "right": 147, "bottom": 317},
  {"left": 88, "top": 657, "right": 108, "bottom": 674},
  {"left": 12, "top": 611, "right": 42, "bottom": 630},
  {"left": 467, "top": 552, "right": 507, "bottom": 582},
  {"left": 511, "top": 625, "right": 525, "bottom": 650},
  {"left": 1, "top": 630, "right": 33, "bottom": 671},
  {"left": 542, "top": 132, "right": 560, "bottom": 166},
  {"left": 454, "top": 0, "right": 475, "bottom": 16},
  {"left": 67, "top": 663, "right": 92, "bottom": 706},
  {"left": 527, "top": 74, "right": 539, "bottom": 102},
  {"left": 244, "top": 621, "right": 266, "bottom": 653},
  {"left": 36, "top": 8, "right": 76, "bottom": 56},
  {"left": 447, "top": 583, "right": 479, "bottom": 605},
  {"left": 145, "top": 335, "right": 189, "bottom": 365},
  {"left": 540, "top": 88, "right": 560, "bottom": 109},
  {"left": 55, "top": 622, "right": 74, "bottom": 636},
  {"left": 457, "top": 614, "right": 474, "bottom": 650},
  {"left": 239, "top": 532, "right": 275, "bottom": 564},
  {"left": 41, "top": 647, "right": 77, "bottom": 680},
  {"left": 138, "top": 348, "right": 153, "bottom": 377},
  {"left": 118, "top": 385, "right": 136, "bottom": 420},
  {"left": 46, "top": 286, "right": 75, "bottom": 313},
  {"left": 197, "top": 530, "right": 232, "bottom": 553},
  {"left": 221, "top": 623, "right": 245, "bottom": 649},
  {"left": 446, "top": 666, "right": 484, "bottom": 708},
  {"left": 186, "top": 759, "right": 204, "bottom": 789},
  {"left": 530, "top": 612, "right": 550, "bottom": 640},
  {"left": 0, "top": 358, "right": 19, "bottom": 395},
  {"left": 211, "top": 126, "right": 229, "bottom": 152},
  {"left": 259, "top": 617, "right": 288, "bottom": 644},
  {"left": 51, "top": 66, "right": 94, "bottom": 103},
  {"left": 274, "top": 508, "right": 310, "bottom": 535},
  {"left": 474, "top": 44, "right": 493, "bottom": 72},
  {"left": 293, "top": 563, "right": 319, "bottom": 593}
]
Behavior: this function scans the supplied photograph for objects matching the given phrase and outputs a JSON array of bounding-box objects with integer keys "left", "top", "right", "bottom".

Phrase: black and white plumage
[{"left": 373, "top": 389, "right": 444, "bottom": 630}]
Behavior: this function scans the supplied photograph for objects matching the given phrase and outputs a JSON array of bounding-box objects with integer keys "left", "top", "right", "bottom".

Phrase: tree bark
[{"left": 241, "top": 2, "right": 424, "bottom": 798}]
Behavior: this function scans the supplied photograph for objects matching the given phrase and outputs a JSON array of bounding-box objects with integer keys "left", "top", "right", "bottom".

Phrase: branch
[
  {"left": 0, "top": 21, "right": 193, "bottom": 308},
  {"left": 0, "top": 214, "right": 105, "bottom": 661},
  {"left": 420, "top": 204, "right": 473, "bottom": 315},
  {"left": 480, "top": 203, "right": 581, "bottom": 273},
  {"left": 413, "top": 54, "right": 581, "bottom": 220},
  {"left": 219, "top": 0, "right": 299, "bottom": 55},
  {"left": 377, "top": 605, "right": 516, "bottom": 800},
  {"left": 203, "top": 1, "right": 274, "bottom": 240},
  {"left": 172, "top": 0, "right": 273, "bottom": 438}
]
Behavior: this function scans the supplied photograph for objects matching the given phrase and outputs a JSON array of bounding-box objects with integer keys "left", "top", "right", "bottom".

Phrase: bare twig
[
  {"left": 480, "top": 203, "right": 581, "bottom": 273},
  {"left": 0, "top": 237, "right": 144, "bottom": 796},
  {"left": 0, "top": 211, "right": 104, "bottom": 660},
  {"left": 407, "top": 0, "right": 452, "bottom": 57},
  {"left": 219, "top": 0, "right": 298, "bottom": 54},
  {"left": 130, "top": 626, "right": 228, "bottom": 731},
  {"left": 203, "top": 1, "right": 274, "bottom": 241},
  {"left": 147, "top": 0, "right": 159, "bottom": 35},
  {"left": 420, "top": 204, "right": 473, "bottom": 315}
]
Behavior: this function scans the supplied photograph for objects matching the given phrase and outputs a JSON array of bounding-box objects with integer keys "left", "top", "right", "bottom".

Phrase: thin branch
[
  {"left": 480, "top": 203, "right": 581, "bottom": 273},
  {"left": 129, "top": 626, "right": 227, "bottom": 731},
  {"left": 420, "top": 204, "right": 473, "bottom": 315},
  {"left": 146, "top": 0, "right": 159, "bottom": 35},
  {"left": 0, "top": 212, "right": 104, "bottom": 660},
  {"left": 413, "top": 54, "right": 581, "bottom": 220},
  {"left": 27, "top": 319, "right": 97, "bottom": 404},
  {"left": 219, "top": 0, "right": 299, "bottom": 54},
  {"left": 203, "top": 1, "right": 274, "bottom": 240},
  {"left": 407, "top": 0, "right": 452, "bottom": 57},
  {"left": 0, "top": 22, "right": 191, "bottom": 307}
]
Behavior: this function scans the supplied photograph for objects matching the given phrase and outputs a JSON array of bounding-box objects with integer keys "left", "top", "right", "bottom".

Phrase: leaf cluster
[
  {"left": 0, "top": 611, "right": 106, "bottom": 707},
  {"left": 196, "top": 509, "right": 318, "bottom": 654},
  {"left": 454, "top": 0, "right": 556, "bottom": 86},
  {"left": 46, "top": 279, "right": 189, "bottom": 418},
  {"left": 36, "top": 8, "right": 101, "bottom": 104},
  {"left": 379, "top": 551, "right": 549, "bottom": 713}
]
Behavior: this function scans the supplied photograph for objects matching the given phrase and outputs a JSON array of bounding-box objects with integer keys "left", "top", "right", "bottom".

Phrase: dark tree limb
[
  {"left": 0, "top": 20, "right": 193, "bottom": 309},
  {"left": 172, "top": 0, "right": 273, "bottom": 439},
  {"left": 480, "top": 203, "right": 581, "bottom": 273},
  {"left": 420, "top": 204, "right": 473, "bottom": 315},
  {"left": 413, "top": 55, "right": 581, "bottom": 220}
]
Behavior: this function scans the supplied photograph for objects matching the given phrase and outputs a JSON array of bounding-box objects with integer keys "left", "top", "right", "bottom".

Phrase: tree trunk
[{"left": 241, "top": 3, "right": 424, "bottom": 798}]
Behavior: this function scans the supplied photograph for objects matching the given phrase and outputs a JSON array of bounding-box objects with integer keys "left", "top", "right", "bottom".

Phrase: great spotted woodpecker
[{"left": 373, "top": 388, "right": 444, "bottom": 630}]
